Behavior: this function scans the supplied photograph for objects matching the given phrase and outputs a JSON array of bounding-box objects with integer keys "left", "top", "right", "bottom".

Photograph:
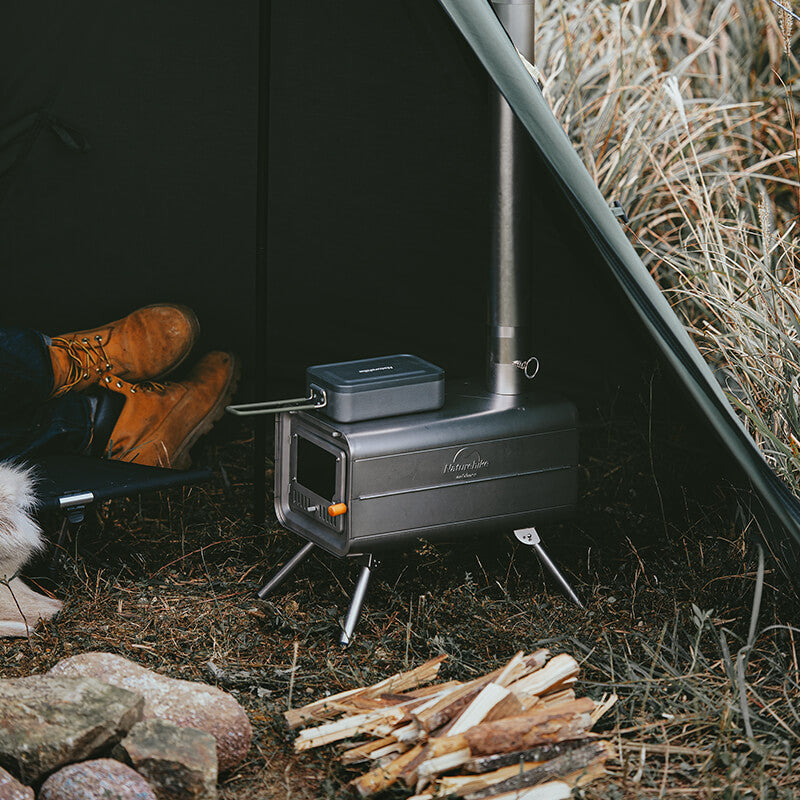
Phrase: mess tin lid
[{"left": 306, "top": 354, "right": 444, "bottom": 394}]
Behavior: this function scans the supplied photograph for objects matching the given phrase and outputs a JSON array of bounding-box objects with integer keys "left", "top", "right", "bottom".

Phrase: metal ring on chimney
[{"left": 513, "top": 356, "right": 539, "bottom": 380}]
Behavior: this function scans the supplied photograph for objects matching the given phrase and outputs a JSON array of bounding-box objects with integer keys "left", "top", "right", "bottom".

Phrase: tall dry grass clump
[{"left": 536, "top": 0, "right": 800, "bottom": 488}]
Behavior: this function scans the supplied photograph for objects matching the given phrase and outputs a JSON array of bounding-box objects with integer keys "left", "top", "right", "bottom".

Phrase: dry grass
[
  {"left": 1, "top": 423, "right": 798, "bottom": 798},
  {"left": 536, "top": 0, "right": 800, "bottom": 489}
]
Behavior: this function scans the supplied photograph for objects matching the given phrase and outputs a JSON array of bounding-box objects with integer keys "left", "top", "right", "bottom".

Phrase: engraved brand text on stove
[{"left": 443, "top": 448, "right": 490, "bottom": 476}]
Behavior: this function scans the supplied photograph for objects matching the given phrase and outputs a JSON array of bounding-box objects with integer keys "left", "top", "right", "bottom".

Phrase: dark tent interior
[
  {"left": 0, "top": 1, "right": 652, "bottom": 391},
  {"left": 2, "top": 1, "right": 792, "bottom": 568}
]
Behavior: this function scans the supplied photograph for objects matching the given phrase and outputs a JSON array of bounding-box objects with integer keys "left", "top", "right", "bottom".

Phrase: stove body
[
  {"left": 234, "top": 0, "right": 587, "bottom": 640},
  {"left": 275, "top": 381, "right": 578, "bottom": 557}
]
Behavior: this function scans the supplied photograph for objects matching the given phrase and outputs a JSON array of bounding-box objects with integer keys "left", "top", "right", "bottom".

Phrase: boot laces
[
  {"left": 50, "top": 335, "right": 113, "bottom": 395},
  {"left": 129, "top": 380, "right": 167, "bottom": 393},
  {"left": 102, "top": 375, "right": 168, "bottom": 393}
]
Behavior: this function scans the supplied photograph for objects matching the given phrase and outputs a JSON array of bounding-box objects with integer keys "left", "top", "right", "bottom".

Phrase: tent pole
[
  {"left": 253, "top": 0, "right": 272, "bottom": 522},
  {"left": 487, "top": 0, "right": 535, "bottom": 396}
]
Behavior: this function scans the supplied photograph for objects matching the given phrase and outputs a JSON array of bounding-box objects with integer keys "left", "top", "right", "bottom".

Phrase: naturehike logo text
[
  {"left": 443, "top": 448, "right": 490, "bottom": 480},
  {"left": 358, "top": 366, "right": 394, "bottom": 374}
]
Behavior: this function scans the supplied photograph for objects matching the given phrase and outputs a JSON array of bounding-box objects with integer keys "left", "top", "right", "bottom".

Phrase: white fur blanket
[
  {"left": 0, "top": 461, "right": 43, "bottom": 580},
  {"left": 0, "top": 462, "right": 61, "bottom": 636}
]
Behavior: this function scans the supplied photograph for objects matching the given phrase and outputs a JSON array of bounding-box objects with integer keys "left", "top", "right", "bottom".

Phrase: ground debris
[{"left": 3, "top": 435, "right": 797, "bottom": 799}]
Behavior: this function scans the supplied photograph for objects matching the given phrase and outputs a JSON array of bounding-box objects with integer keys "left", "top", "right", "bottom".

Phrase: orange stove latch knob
[{"left": 327, "top": 503, "right": 348, "bottom": 517}]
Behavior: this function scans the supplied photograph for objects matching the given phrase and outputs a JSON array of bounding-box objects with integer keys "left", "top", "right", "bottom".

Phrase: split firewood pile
[{"left": 286, "top": 649, "right": 617, "bottom": 799}]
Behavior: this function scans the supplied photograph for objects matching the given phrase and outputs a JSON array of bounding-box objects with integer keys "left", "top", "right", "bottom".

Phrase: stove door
[{"left": 275, "top": 414, "right": 350, "bottom": 555}]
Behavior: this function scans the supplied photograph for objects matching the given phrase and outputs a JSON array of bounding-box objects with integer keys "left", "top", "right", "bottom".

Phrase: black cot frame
[{"left": 31, "top": 455, "right": 211, "bottom": 565}]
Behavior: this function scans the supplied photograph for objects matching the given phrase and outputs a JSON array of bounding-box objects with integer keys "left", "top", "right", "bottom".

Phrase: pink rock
[
  {"left": 49, "top": 653, "right": 251, "bottom": 772},
  {"left": 38, "top": 759, "right": 156, "bottom": 800},
  {"left": 0, "top": 766, "right": 33, "bottom": 800}
]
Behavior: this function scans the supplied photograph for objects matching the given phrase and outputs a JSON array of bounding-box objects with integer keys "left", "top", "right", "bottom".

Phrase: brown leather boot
[
  {"left": 101, "top": 351, "right": 239, "bottom": 469},
  {"left": 49, "top": 304, "right": 200, "bottom": 397}
]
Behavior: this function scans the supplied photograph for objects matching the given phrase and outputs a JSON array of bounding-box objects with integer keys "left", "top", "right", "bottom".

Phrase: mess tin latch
[{"left": 227, "top": 385, "right": 327, "bottom": 417}]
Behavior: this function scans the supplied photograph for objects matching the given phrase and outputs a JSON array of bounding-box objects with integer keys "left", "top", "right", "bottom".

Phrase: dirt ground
[{"left": 2, "top": 409, "right": 799, "bottom": 798}]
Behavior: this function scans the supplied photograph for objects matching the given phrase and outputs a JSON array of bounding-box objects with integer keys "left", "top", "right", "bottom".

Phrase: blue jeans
[{"left": 0, "top": 328, "right": 92, "bottom": 460}]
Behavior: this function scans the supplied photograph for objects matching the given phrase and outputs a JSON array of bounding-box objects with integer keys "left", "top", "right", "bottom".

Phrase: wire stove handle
[{"left": 226, "top": 386, "right": 327, "bottom": 417}]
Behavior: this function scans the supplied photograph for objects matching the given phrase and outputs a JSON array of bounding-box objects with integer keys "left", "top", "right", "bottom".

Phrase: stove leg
[
  {"left": 256, "top": 541, "right": 315, "bottom": 599},
  {"left": 339, "top": 554, "right": 378, "bottom": 647},
  {"left": 514, "top": 527, "right": 585, "bottom": 610}
]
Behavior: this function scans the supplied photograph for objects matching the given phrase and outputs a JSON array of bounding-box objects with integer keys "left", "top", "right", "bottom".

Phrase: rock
[
  {"left": 114, "top": 718, "right": 217, "bottom": 800},
  {"left": 38, "top": 759, "right": 157, "bottom": 800},
  {"left": 0, "top": 675, "right": 143, "bottom": 784},
  {"left": 50, "top": 653, "right": 251, "bottom": 772},
  {"left": 0, "top": 766, "right": 33, "bottom": 800}
]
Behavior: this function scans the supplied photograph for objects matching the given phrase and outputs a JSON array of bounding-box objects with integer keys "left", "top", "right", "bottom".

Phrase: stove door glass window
[{"left": 295, "top": 435, "right": 337, "bottom": 501}]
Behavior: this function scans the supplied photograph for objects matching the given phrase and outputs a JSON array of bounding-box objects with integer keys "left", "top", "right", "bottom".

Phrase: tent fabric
[
  {"left": 262, "top": 1, "right": 660, "bottom": 404},
  {"left": 436, "top": 0, "right": 800, "bottom": 550},
  {"left": 0, "top": 2, "right": 258, "bottom": 364}
]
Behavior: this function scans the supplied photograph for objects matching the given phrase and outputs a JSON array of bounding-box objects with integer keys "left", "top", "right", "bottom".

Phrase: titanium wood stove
[
  {"left": 229, "top": 0, "right": 582, "bottom": 644},
  {"left": 273, "top": 381, "right": 577, "bottom": 560}
]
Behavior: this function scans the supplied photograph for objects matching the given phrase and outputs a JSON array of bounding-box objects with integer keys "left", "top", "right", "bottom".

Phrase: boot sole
[{"left": 169, "top": 355, "right": 242, "bottom": 470}]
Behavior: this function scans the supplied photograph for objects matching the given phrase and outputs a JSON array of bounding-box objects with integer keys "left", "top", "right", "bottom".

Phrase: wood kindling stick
[
  {"left": 435, "top": 762, "right": 544, "bottom": 797},
  {"left": 461, "top": 763, "right": 606, "bottom": 800},
  {"left": 463, "top": 737, "right": 598, "bottom": 773},
  {"left": 590, "top": 693, "right": 618, "bottom": 724},
  {"left": 340, "top": 736, "right": 398, "bottom": 765},
  {"left": 285, "top": 654, "right": 447, "bottom": 728},
  {"left": 465, "top": 780, "right": 573, "bottom": 800},
  {"left": 360, "top": 654, "right": 448, "bottom": 696},
  {"left": 480, "top": 691, "right": 525, "bottom": 724},
  {"left": 462, "top": 741, "right": 613, "bottom": 800},
  {"left": 462, "top": 701, "right": 595, "bottom": 756},
  {"left": 416, "top": 747, "right": 472, "bottom": 783},
  {"left": 393, "top": 721, "right": 425, "bottom": 743},
  {"left": 400, "top": 701, "right": 598, "bottom": 791},
  {"left": 285, "top": 685, "right": 363, "bottom": 729},
  {"left": 517, "top": 688, "right": 576, "bottom": 715},
  {"left": 294, "top": 705, "right": 408, "bottom": 751},
  {"left": 559, "top": 761, "right": 608, "bottom": 789},
  {"left": 422, "top": 698, "right": 597, "bottom": 763},
  {"left": 350, "top": 743, "right": 426, "bottom": 797},
  {"left": 410, "top": 684, "right": 464, "bottom": 715},
  {"left": 335, "top": 684, "right": 459, "bottom": 719},
  {"left": 326, "top": 697, "right": 396, "bottom": 714},
  {"left": 412, "top": 680, "right": 486, "bottom": 733},
  {"left": 382, "top": 702, "right": 597, "bottom": 794},
  {"left": 323, "top": 685, "right": 454, "bottom": 758},
  {"left": 493, "top": 650, "right": 526, "bottom": 685},
  {"left": 539, "top": 688, "right": 576, "bottom": 708},
  {"left": 505, "top": 653, "right": 579, "bottom": 699},
  {"left": 396, "top": 742, "right": 436, "bottom": 788},
  {"left": 413, "top": 651, "right": 547, "bottom": 734},
  {"left": 446, "top": 683, "right": 511, "bottom": 736},
  {"left": 380, "top": 679, "right": 463, "bottom": 702},
  {"left": 498, "top": 649, "right": 550, "bottom": 686},
  {"left": 371, "top": 741, "right": 410, "bottom": 760}
]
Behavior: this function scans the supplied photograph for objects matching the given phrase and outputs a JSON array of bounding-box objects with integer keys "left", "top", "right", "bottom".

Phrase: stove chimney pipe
[{"left": 487, "top": 0, "right": 535, "bottom": 396}]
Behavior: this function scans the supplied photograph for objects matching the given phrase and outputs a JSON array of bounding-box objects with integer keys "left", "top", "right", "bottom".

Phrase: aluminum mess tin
[
  {"left": 275, "top": 381, "right": 579, "bottom": 557},
  {"left": 306, "top": 354, "right": 444, "bottom": 423}
]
